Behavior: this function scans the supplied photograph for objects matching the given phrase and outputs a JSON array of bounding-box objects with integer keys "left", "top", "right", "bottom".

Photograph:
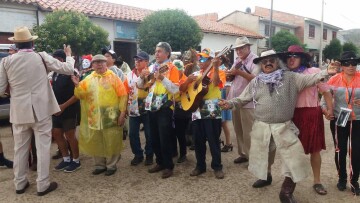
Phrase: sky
[{"left": 105, "top": 0, "right": 360, "bottom": 30}]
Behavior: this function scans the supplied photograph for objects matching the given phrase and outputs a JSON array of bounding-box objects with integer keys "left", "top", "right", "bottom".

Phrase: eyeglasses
[
  {"left": 287, "top": 54, "right": 300, "bottom": 59},
  {"left": 260, "top": 58, "right": 276, "bottom": 65},
  {"left": 199, "top": 57, "right": 209, "bottom": 63},
  {"left": 342, "top": 61, "right": 358, "bottom": 67},
  {"left": 93, "top": 61, "right": 106, "bottom": 65}
]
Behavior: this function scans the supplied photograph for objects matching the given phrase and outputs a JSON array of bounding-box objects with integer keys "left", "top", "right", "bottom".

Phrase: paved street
[{"left": 0, "top": 119, "right": 359, "bottom": 202}]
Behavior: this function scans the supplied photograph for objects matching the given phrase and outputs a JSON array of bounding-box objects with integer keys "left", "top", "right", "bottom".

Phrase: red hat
[
  {"left": 82, "top": 54, "right": 93, "bottom": 61},
  {"left": 279, "top": 45, "right": 311, "bottom": 61}
]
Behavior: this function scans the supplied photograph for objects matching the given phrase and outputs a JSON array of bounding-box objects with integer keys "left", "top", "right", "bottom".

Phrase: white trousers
[
  {"left": 12, "top": 116, "right": 52, "bottom": 192},
  {"left": 248, "top": 120, "right": 311, "bottom": 183}
]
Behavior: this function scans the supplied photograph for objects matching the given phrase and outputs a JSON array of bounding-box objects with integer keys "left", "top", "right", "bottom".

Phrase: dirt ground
[{"left": 0, "top": 119, "right": 359, "bottom": 203}]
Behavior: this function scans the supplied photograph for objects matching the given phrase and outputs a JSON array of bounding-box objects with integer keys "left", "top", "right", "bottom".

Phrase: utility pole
[
  {"left": 269, "top": 0, "right": 274, "bottom": 49},
  {"left": 319, "top": 0, "right": 324, "bottom": 68}
]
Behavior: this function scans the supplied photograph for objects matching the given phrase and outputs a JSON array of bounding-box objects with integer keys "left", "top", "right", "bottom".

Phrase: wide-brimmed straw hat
[
  {"left": 253, "top": 50, "right": 278, "bottom": 64},
  {"left": 8, "top": 26, "right": 38, "bottom": 42},
  {"left": 232, "top": 36, "right": 252, "bottom": 49}
]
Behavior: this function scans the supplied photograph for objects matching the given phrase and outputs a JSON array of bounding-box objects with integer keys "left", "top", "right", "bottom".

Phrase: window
[
  {"left": 265, "top": 24, "right": 275, "bottom": 36},
  {"left": 323, "top": 28, "right": 327, "bottom": 40},
  {"left": 332, "top": 31, "right": 337, "bottom": 40},
  {"left": 309, "top": 24, "right": 315, "bottom": 38}
]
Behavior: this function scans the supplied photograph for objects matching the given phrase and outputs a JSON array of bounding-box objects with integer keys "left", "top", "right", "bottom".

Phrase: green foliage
[
  {"left": 342, "top": 42, "right": 359, "bottom": 54},
  {"left": 323, "top": 39, "right": 342, "bottom": 60},
  {"left": 271, "top": 30, "right": 304, "bottom": 52},
  {"left": 32, "top": 10, "right": 109, "bottom": 56},
  {"left": 137, "top": 9, "right": 203, "bottom": 54}
]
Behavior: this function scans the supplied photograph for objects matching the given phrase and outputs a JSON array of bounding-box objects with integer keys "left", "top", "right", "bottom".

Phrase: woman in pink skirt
[{"left": 280, "top": 45, "right": 333, "bottom": 195}]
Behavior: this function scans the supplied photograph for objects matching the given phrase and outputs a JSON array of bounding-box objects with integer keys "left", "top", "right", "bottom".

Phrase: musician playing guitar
[
  {"left": 225, "top": 37, "right": 261, "bottom": 175},
  {"left": 179, "top": 48, "right": 226, "bottom": 179},
  {"left": 136, "top": 42, "right": 180, "bottom": 179}
]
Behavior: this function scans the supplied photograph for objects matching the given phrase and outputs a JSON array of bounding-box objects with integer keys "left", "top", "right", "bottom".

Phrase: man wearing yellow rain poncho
[{"left": 71, "top": 54, "right": 127, "bottom": 176}]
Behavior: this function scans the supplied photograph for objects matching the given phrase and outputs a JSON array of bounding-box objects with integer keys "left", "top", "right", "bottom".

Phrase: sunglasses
[
  {"left": 260, "top": 58, "right": 276, "bottom": 65},
  {"left": 287, "top": 54, "right": 300, "bottom": 58},
  {"left": 342, "top": 61, "right": 358, "bottom": 67},
  {"left": 135, "top": 58, "right": 144, "bottom": 62},
  {"left": 199, "top": 57, "right": 209, "bottom": 63}
]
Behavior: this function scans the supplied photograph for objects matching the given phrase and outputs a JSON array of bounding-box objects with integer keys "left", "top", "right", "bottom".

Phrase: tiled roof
[
  {"left": 195, "top": 18, "right": 263, "bottom": 39},
  {"left": 3, "top": 0, "right": 153, "bottom": 22},
  {"left": 4, "top": 0, "right": 263, "bottom": 38}
]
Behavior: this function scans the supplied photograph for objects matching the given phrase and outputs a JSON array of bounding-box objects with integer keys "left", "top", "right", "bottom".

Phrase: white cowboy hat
[
  {"left": 253, "top": 50, "right": 279, "bottom": 64},
  {"left": 233, "top": 36, "right": 252, "bottom": 49},
  {"left": 8, "top": 26, "right": 38, "bottom": 43}
]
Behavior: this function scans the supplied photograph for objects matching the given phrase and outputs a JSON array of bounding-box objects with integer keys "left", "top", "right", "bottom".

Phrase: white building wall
[
  {"left": 200, "top": 33, "right": 259, "bottom": 60},
  {"left": 89, "top": 17, "right": 116, "bottom": 48},
  {"left": 304, "top": 22, "right": 338, "bottom": 50},
  {"left": 0, "top": 3, "right": 38, "bottom": 32}
]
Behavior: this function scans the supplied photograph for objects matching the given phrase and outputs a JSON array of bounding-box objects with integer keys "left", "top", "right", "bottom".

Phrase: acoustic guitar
[{"left": 180, "top": 46, "right": 232, "bottom": 112}]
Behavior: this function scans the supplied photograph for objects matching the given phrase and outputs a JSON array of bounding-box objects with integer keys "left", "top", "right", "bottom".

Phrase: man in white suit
[{"left": 0, "top": 27, "right": 75, "bottom": 196}]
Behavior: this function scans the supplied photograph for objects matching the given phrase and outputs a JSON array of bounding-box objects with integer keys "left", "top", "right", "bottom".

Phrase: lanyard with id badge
[{"left": 336, "top": 87, "right": 354, "bottom": 127}]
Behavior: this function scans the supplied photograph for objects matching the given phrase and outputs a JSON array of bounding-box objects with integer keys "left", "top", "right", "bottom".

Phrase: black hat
[
  {"left": 52, "top": 49, "right": 66, "bottom": 61},
  {"left": 339, "top": 51, "right": 360, "bottom": 62},
  {"left": 101, "top": 45, "right": 117, "bottom": 59},
  {"left": 133, "top": 51, "right": 149, "bottom": 61}
]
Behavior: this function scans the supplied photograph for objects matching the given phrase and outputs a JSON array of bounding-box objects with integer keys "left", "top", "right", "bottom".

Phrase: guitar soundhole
[{"left": 186, "top": 92, "right": 190, "bottom": 101}]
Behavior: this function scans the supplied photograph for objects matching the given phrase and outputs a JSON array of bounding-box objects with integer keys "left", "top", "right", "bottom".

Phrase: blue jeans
[{"left": 129, "top": 113, "right": 153, "bottom": 158}]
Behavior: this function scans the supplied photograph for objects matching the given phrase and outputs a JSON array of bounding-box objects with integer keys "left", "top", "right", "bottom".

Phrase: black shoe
[
  {"left": 221, "top": 144, "right": 233, "bottom": 152},
  {"left": 148, "top": 164, "right": 164, "bottom": 173},
  {"left": 37, "top": 182, "right": 58, "bottom": 196},
  {"left": 190, "top": 168, "right": 206, "bottom": 176},
  {"left": 144, "top": 155, "right": 154, "bottom": 166},
  {"left": 252, "top": 174, "right": 272, "bottom": 188},
  {"left": 92, "top": 168, "right": 107, "bottom": 175},
  {"left": 104, "top": 169, "right": 117, "bottom": 176},
  {"left": 16, "top": 182, "right": 30, "bottom": 194},
  {"left": 351, "top": 182, "right": 360, "bottom": 196},
  {"left": 214, "top": 170, "right": 225, "bottom": 179},
  {"left": 177, "top": 155, "right": 187, "bottom": 163},
  {"left": 161, "top": 169, "right": 173, "bottom": 179},
  {"left": 130, "top": 156, "right": 144, "bottom": 166},
  {"left": 234, "top": 157, "right": 248, "bottom": 164},
  {"left": 337, "top": 179, "right": 347, "bottom": 191},
  {"left": 0, "top": 158, "right": 13, "bottom": 168}
]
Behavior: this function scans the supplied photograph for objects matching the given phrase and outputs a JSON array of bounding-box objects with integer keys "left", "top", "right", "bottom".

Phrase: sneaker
[
  {"left": 144, "top": 155, "right": 154, "bottom": 166},
  {"left": 130, "top": 156, "right": 144, "bottom": 166},
  {"left": 64, "top": 161, "right": 81, "bottom": 173},
  {"left": 190, "top": 168, "right": 206, "bottom": 176},
  {"left": 54, "top": 160, "right": 71, "bottom": 171},
  {"left": 337, "top": 179, "right": 347, "bottom": 191},
  {"left": 0, "top": 158, "right": 13, "bottom": 168}
]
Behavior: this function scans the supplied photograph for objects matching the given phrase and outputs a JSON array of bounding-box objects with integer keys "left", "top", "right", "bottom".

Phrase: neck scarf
[
  {"left": 256, "top": 69, "right": 284, "bottom": 94},
  {"left": 291, "top": 66, "right": 306, "bottom": 73}
]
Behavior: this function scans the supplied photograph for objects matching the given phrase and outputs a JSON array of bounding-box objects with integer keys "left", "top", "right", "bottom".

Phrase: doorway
[{"left": 114, "top": 41, "right": 137, "bottom": 69}]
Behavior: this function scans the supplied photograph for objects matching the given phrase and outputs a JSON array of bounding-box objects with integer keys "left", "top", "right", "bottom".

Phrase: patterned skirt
[{"left": 293, "top": 106, "right": 326, "bottom": 154}]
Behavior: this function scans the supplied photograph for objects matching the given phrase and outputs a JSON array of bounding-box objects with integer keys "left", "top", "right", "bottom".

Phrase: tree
[
  {"left": 271, "top": 30, "right": 305, "bottom": 52},
  {"left": 323, "top": 39, "right": 342, "bottom": 60},
  {"left": 342, "top": 42, "right": 359, "bottom": 54},
  {"left": 33, "top": 10, "right": 109, "bottom": 56},
  {"left": 137, "top": 9, "right": 203, "bottom": 54}
]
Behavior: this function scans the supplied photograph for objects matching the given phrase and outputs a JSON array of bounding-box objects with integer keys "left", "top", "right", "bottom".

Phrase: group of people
[{"left": 0, "top": 26, "right": 360, "bottom": 203}]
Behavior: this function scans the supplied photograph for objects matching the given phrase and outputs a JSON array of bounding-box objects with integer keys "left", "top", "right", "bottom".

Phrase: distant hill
[{"left": 340, "top": 29, "right": 360, "bottom": 47}]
